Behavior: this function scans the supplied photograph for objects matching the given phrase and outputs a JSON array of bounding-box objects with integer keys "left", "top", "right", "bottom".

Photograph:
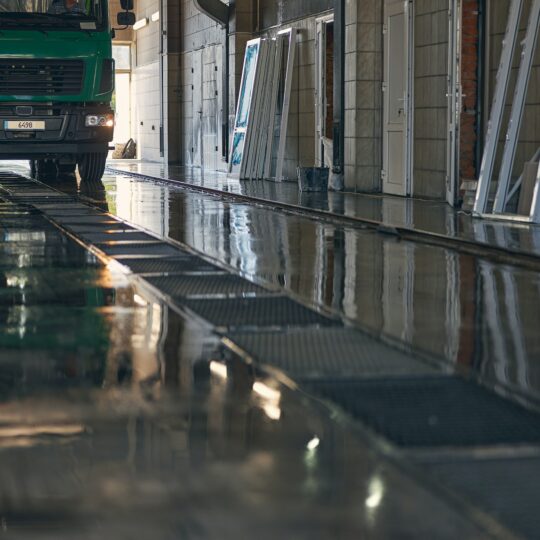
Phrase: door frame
[
  {"left": 315, "top": 13, "right": 334, "bottom": 167},
  {"left": 446, "top": 0, "right": 462, "bottom": 206},
  {"left": 382, "top": 0, "right": 414, "bottom": 196},
  {"left": 192, "top": 49, "right": 204, "bottom": 168}
]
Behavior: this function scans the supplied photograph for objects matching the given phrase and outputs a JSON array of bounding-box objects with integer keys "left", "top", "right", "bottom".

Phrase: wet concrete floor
[
  {"left": 109, "top": 161, "right": 540, "bottom": 258},
  {"left": 34, "top": 164, "right": 540, "bottom": 406},
  {"left": 0, "top": 166, "right": 493, "bottom": 538}
]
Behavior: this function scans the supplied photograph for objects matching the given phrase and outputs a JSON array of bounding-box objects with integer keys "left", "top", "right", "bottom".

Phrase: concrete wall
[
  {"left": 128, "top": 0, "right": 514, "bottom": 206},
  {"left": 344, "top": 0, "right": 383, "bottom": 191},
  {"left": 413, "top": 0, "right": 449, "bottom": 199},
  {"left": 180, "top": 0, "right": 228, "bottom": 169},
  {"left": 133, "top": 0, "right": 161, "bottom": 161},
  {"left": 129, "top": 0, "right": 183, "bottom": 163}
]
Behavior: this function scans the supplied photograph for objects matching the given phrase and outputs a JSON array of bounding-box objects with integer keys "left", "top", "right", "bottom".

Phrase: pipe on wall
[
  {"left": 332, "top": 0, "right": 345, "bottom": 190},
  {"left": 193, "top": 0, "right": 229, "bottom": 27}
]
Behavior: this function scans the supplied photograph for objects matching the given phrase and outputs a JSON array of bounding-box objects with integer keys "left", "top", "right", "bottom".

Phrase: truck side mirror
[
  {"left": 120, "top": 0, "right": 134, "bottom": 10},
  {"left": 117, "top": 11, "right": 136, "bottom": 26}
]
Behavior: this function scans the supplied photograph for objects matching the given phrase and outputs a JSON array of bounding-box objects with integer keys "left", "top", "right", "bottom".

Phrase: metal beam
[
  {"left": 473, "top": 0, "right": 523, "bottom": 215},
  {"left": 493, "top": 0, "right": 540, "bottom": 213}
]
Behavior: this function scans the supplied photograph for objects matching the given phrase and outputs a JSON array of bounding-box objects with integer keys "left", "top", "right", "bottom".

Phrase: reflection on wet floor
[
  {"left": 41, "top": 168, "right": 540, "bottom": 403},
  {"left": 0, "top": 187, "right": 488, "bottom": 538},
  {"left": 108, "top": 161, "right": 540, "bottom": 257}
]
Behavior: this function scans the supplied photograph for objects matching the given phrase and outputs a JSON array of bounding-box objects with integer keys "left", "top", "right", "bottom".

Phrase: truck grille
[{"left": 0, "top": 60, "right": 84, "bottom": 96}]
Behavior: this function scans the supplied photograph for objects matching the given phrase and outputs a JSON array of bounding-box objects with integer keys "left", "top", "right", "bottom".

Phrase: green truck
[{"left": 0, "top": 0, "right": 134, "bottom": 183}]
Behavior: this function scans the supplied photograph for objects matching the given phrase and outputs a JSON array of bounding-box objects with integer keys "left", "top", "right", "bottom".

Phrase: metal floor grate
[
  {"left": 65, "top": 223, "right": 136, "bottom": 234},
  {"left": 100, "top": 242, "right": 183, "bottom": 258},
  {"left": 51, "top": 215, "right": 120, "bottom": 225},
  {"left": 41, "top": 208, "right": 103, "bottom": 217},
  {"left": 303, "top": 377, "right": 540, "bottom": 447},
  {"left": 227, "top": 329, "right": 435, "bottom": 378},
  {"left": 121, "top": 257, "right": 219, "bottom": 275},
  {"left": 81, "top": 232, "right": 156, "bottom": 244},
  {"left": 147, "top": 274, "right": 269, "bottom": 298},
  {"left": 184, "top": 297, "right": 340, "bottom": 328},
  {"left": 425, "top": 457, "right": 540, "bottom": 539}
]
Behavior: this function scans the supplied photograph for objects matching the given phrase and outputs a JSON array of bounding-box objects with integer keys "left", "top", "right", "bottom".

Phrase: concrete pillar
[
  {"left": 344, "top": 0, "right": 384, "bottom": 192},
  {"left": 228, "top": 0, "right": 255, "bottom": 137},
  {"left": 162, "top": 0, "right": 182, "bottom": 164}
]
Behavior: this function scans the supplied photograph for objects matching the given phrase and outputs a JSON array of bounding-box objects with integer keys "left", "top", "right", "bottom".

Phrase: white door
[
  {"left": 383, "top": 0, "right": 410, "bottom": 196},
  {"left": 192, "top": 50, "right": 203, "bottom": 168},
  {"left": 446, "top": 0, "right": 461, "bottom": 206},
  {"left": 315, "top": 16, "right": 334, "bottom": 167}
]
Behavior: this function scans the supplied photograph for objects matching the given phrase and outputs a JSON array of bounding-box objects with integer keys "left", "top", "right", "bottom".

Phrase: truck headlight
[{"left": 85, "top": 114, "right": 114, "bottom": 127}]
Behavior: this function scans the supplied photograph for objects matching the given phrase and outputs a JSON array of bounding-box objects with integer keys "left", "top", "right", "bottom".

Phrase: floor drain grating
[
  {"left": 185, "top": 297, "right": 339, "bottom": 328},
  {"left": 121, "top": 257, "right": 219, "bottom": 274},
  {"left": 227, "top": 329, "right": 435, "bottom": 378},
  {"left": 147, "top": 274, "right": 269, "bottom": 298},
  {"left": 303, "top": 376, "right": 540, "bottom": 447}
]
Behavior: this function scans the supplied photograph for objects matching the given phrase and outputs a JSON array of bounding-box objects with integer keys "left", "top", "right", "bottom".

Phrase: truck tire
[
  {"left": 78, "top": 152, "right": 107, "bottom": 184},
  {"left": 57, "top": 163, "right": 76, "bottom": 176}
]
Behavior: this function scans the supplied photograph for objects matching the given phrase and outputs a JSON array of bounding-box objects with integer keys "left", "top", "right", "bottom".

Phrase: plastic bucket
[{"left": 297, "top": 166, "right": 329, "bottom": 192}]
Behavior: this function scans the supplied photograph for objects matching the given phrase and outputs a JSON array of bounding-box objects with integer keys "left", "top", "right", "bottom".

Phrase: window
[
  {"left": 113, "top": 44, "right": 131, "bottom": 72},
  {"left": 0, "top": 0, "right": 107, "bottom": 29}
]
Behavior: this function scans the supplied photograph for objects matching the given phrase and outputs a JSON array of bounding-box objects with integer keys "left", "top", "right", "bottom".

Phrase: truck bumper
[
  {"left": 0, "top": 142, "right": 110, "bottom": 160},
  {"left": 0, "top": 103, "right": 113, "bottom": 160}
]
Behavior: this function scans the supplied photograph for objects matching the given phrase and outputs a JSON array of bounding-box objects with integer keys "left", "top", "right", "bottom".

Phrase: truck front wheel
[
  {"left": 78, "top": 152, "right": 107, "bottom": 184},
  {"left": 57, "top": 162, "right": 77, "bottom": 176}
]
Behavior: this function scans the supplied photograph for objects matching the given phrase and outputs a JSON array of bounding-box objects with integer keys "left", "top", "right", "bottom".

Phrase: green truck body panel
[
  {"left": 0, "top": 29, "right": 113, "bottom": 103},
  {"left": 0, "top": 1, "right": 118, "bottom": 178}
]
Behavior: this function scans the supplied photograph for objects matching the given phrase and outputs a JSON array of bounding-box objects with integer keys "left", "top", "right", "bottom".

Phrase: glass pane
[
  {"left": 113, "top": 45, "right": 131, "bottom": 71},
  {"left": 236, "top": 42, "right": 260, "bottom": 129},
  {"left": 0, "top": 0, "right": 105, "bottom": 26},
  {"left": 230, "top": 132, "right": 246, "bottom": 174},
  {"left": 270, "top": 36, "right": 289, "bottom": 177}
]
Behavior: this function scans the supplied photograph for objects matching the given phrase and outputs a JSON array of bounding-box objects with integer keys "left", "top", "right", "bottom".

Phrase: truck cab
[{"left": 0, "top": 0, "right": 134, "bottom": 183}]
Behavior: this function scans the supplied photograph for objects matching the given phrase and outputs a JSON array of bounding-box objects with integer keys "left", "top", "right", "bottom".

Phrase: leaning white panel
[
  {"left": 473, "top": 0, "right": 523, "bottom": 214},
  {"left": 228, "top": 38, "right": 262, "bottom": 179},
  {"left": 493, "top": 0, "right": 540, "bottom": 213},
  {"left": 274, "top": 28, "right": 297, "bottom": 183},
  {"left": 264, "top": 37, "right": 284, "bottom": 179}
]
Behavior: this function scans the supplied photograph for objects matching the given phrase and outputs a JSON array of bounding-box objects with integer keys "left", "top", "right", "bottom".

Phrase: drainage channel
[
  {"left": 2, "top": 171, "right": 540, "bottom": 538},
  {"left": 106, "top": 166, "right": 540, "bottom": 272}
]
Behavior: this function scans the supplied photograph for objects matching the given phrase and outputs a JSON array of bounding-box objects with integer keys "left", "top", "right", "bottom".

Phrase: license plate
[{"left": 4, "top": 120, "right": 45, "bottom": 131}]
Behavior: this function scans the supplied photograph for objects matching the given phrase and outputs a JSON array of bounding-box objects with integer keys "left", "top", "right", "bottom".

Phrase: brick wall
[{"left": 460, "top": 0, "right": 479, "bottom": 188}]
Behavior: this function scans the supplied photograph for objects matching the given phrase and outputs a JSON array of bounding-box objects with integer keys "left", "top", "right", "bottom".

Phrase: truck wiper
[{"left": 55, "top": 12, "right": 94, "bottom": 18}]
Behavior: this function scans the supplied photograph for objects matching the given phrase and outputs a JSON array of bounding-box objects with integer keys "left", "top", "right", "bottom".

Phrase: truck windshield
[{"left": 0, "top": 0, "right": 106, "bottom": 29}]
